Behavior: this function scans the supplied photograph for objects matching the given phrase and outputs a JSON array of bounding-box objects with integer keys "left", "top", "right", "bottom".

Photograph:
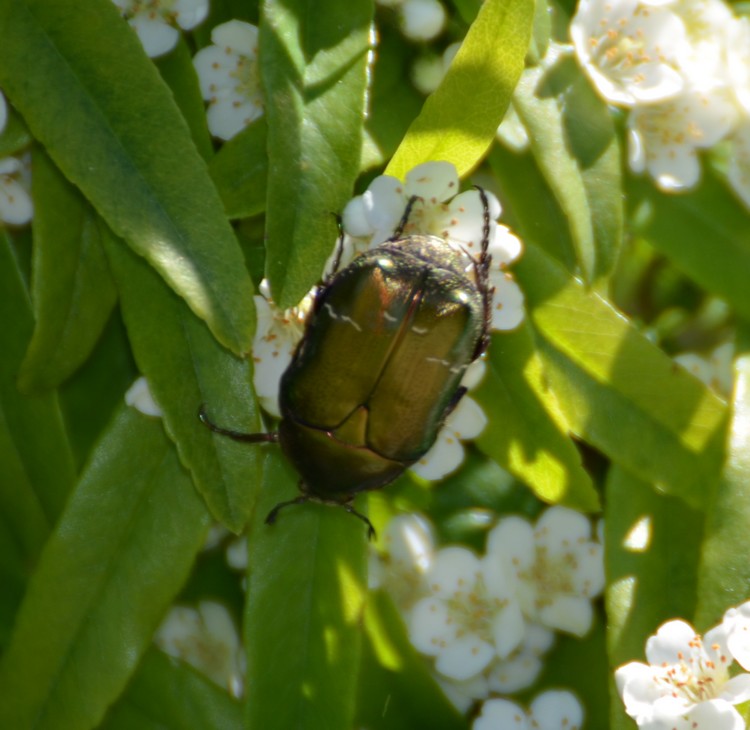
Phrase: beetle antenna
[
  {"left": 199, "top": 405, "right": 279, "bottom": 443},
  {"left": 389, "top": 195, "right": 422, "bottom": 241},
  {"left": 472, "top": 185, "right": 494, "bottom": 359}
]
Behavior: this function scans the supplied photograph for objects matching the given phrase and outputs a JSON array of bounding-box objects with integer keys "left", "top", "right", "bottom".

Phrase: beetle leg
[
  {"left": 198, "top": 405, "right": 279, "bottom": 443},
  {"left": 343, "top": 501, "right": 377, "bottom": 541},
  {"left": 389, "top": 194, "right": 422, "bottom": 241},
  {"left": 265, "top": 495, "right": 311, "bottom": 526},
  {"left": 324, "top": 213, "right": 347, "bottom": 282}
]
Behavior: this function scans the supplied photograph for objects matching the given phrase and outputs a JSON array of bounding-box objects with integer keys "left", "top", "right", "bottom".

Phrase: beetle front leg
[
  {"left": 198, "top": 405, "right": 279, "bottom": 443},
  {"left": 265, "top": 495, "right": 311, "bottom": 526}
]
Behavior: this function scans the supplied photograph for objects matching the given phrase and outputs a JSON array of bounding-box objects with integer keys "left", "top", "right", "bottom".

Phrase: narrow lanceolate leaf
[
  {"left": 512, "top": 60, "right": 622, "bottom": 283},
  {"left": 100, "top": 648, "right": 243, "bottom": 730},
  {"left": 19, "top": 149, "right": 117, "bottom": 392},
  {"left": 0, "top": 232, "right": 75, "bottom": 539},
  {"left": 517, "top": 242, "right": 727, "bottom": 509},
  {"left": 0, "top": 407, "right": 211, "bottom": 730},
  {"left": 631, "top": 170, "right": 750, "bottom": 322},
  {"left": 694, "top": 338, "right": 750, "bottom": 629},
  {"left": 261, "top": 0, "right": 374, "bottom": 308},
  {"left": 245, "top": 453, "right": 368, "bottom": 730},
  {"left": 475, "top": 324, "right": 599, "bottom": 512},
  {"left": 105, "top": 234, "right": 263, "bottom": 533},
  {"left": 605, "top": 467, "right": 704, "bottom": 730},
  {"left": 0, "top": 0, "right": 255, "bottom": 354},
  {"left": 386, "top": 0, "right": 534, "bottom": 180},
  {"left": 209, "top": 118, "right": 268, "bottom": 220}
]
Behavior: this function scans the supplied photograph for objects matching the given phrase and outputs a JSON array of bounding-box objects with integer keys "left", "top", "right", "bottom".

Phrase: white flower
[
  {"left": 473, "top": 697, "right": 529, "bottom": 730},
  {"left": 473, "top": 690, "right": 584, "bottom": 730},
  {"left": 410, "top": 394, "right": 487, "bottom": 481},
  {"left": 408, "top": 545, "right": 525, "bottom": 681},
  {"left": 0, "top": 91, "right": 7, "bottom": 135},
  {"left": 722, "top": 600, "right": 750, "bottom": 670},
  {"left": 124, "top": 376, "right": 163, "bottom": 417},
  {"left": 411, "top": 54, "right": 445, "bottom": 95},
  {"left": 628, "top": 86, "right": 738, "bottom": 190},
  {"left": 399, "top": 0, "right": 446, "bottom": 42},
  {"left": 193, "top": 20, "right": 263, "bottom": 141},
  {"left": 726, "top": 17, "right": 750, "bottom": 114},
  {"left": 571, "top": 0, "right": 689, "bottom": 106},
  {"left": 674, "top": 341, "right": 734, "bottom": 397},
  {"left": 486, "top": 623, "right": 556, "bottom": 693},
  {"left": 486, "top": 506, "right": 604, "bottom": 636},
  {"left": 251, "top": 280, "right": 314, "bottom": 417},
  {"left": 155, "top": 601, "right": 244, "bottom": 697},
  {"left": 374, "top": 513, "right": 436, "bottom": 610},
  {"left": 528, "top": 690, "right": 585, "bottom": 730},
  {"left": 616, "top": 619, "right": 750, "bottom": 729},
  {"left": 225, "top": 535, "right": 248, "bottom": 571},
  {"left": 435, "top": 672, "right": 489, "bottom": 713},
  {"left": 0, "top": 155, "right": 33, "bottom": 226},
  {"left": 113, "top": 0, "right": 209, "bottom": 58},
  {"left": 342, "top": 161, "right": 525, "bottom": 332}
]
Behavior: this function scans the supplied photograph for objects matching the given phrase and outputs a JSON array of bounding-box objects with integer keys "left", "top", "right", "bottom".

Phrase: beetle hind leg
[
  {"left": 343, "top": 501, "right": 377, "bottom": 541},
  {"left": 265, "top": 495, "right": 312, "bottom": 526},
  {"left": 198, "top": 405, "right": 279, "bottom": 443}
]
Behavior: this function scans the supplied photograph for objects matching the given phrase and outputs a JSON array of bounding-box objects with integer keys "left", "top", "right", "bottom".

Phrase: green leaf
[
  {"left": 386, "top": 0, "right": 534, "bottom": 179},
  {"left": 209, "top": 118, "right": 268, "bottom": 220},
  {"left": 605, "top": 467, "right": 703, "bottom": 729},
  {"left": 512, "top": 59, "right": 622, "bottom": 282},
  {"left": 0, "top": 0, "right": 254, "bottom": 354},
  {"left": 244, "top": 452, "right": 368, "bottom": 730},
  {"left": 631, "top": 170, "right": 750, "bottom": 321},
  {"left": 101, "top": 648, "right": 243, "bottom": 730},
  {"left": 0, "top": 407, "right": 211, "bottom": 730},
  {"left": 356, "top": 591, "right": 464, "bottom": 730},
  {"left": 104, "top": 234, "right": 264, "bottom": 533},
  {"left": 475, "top": 323, "right": 599, "bottom": 511},
  {"left": 155, "top": 38, "right": 214, "bottom": 162},
  {"left": 0, "top": 105, "right": 32, "bottom": 158},
  {"left": 694, "top": 333, "right": 750, "bottom": 629},
  {"left": 0, "top": 231, "right": 76, "bottom": 533},
  {"left": 19, "top": 148, "right": 117, "bottom": 392},
  {"left": 518, "top": 242, "right": 727, "bottom": 508},
  {"left": 261, "top": 0, "right": 374, "bottom": 308}
]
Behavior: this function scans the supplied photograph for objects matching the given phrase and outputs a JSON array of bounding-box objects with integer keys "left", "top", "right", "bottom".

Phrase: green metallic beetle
[{"left": 200, "top": 189, "right": 494, "bottom": 537}]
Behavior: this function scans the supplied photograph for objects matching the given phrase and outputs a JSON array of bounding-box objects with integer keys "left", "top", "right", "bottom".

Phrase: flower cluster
[
  {"left": 571, "top": 0, "right": 750, "bottom": 206},
  {"left": 0, "top": 89, "right": 33, "bottom": 227},
  {"left": 251, "top": 161, "right": 525, "bottom": 481},
  {"left": 373, "top": 506, "right": 603, "bottom": 714},
  {"left": 616, "top": 601, "right": 750, "bottom": 729},
  {"left": 473, "top": 690, "right": 584, "bottom": 730},
  {"left": 113, "top": 0, "right": 209, "bottom": 58},
  {"left": 154, "top": 600, "right": 244, "bottom": 697}
]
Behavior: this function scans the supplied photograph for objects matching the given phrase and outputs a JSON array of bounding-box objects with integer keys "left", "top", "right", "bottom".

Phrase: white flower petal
[
  {"left": 426, "top": 546, "right": 482, "bottom": 598},
  {"left": 529, "top": 690, "right": 584, "bottom": 730},
  {"left": 489, "top": 275, "right": 525, "bottom": 331},
  {"left": 341, "top": 196, "right": 372, "bottom": 237},
  {"left": 404, "top": 161, "right": 459, "bottom": 205},
  {"left": 489, "top": 224, "right": 523, "bottom": 267},
  {"left": 444, "top": 395, "right": 487, "bottom": 440},
  {"left": 211, "top": 18, "right": 259, "bottom": 51},
  {"left": 399, "top": 0, "right": 446, "bottom": 42},
  {"left": 487, "top": 516, "right": 536, "bottom": 570},
  {"left": 645, "top": 620, "right": 697, "bottom": 665},
  {"left": 473, "top": 698, "right": 529, "bottom": 730},
  {"left": 487, "top": 650, "right": 544, "bottom": 693},
  {"left": 535, "top": 505, "right": 592, "bottom": 548},
  {"left": 491, "top": 600, "right": 526, "bottom": 659},
  {"left": 382, "top": 513, "right": 435, "bottom": 574},
  {"left": 173, "top": 0, "right": 210, "bottom": 31},
  {"left": 362, "top": 175, "right": 406, "bottom": 241},
  {"left": 125, "top": 376, "right": 163, "bottom": 417},
  {"left": 434, "top": 634, "right": 494, "bottom": 680},
  {"left": 409, "top": 597, "right": 455, "bottom": 656},
  {"left": 207, "top": 96, "right": 263, "bottom": 141},
  {"left": 130, "top": 15, "right": 179, "bottom": 57},
  {"left": 0, "top": 175, "right": 33, "bottom": 226},
  {"left": 538, "top": 595, "right": 593, "bottom": 636},
  {"left": 684, "top": 699, "right": 745, "bottom": 730},
  {"left": 410, "top": 431, "right": 465, "bottom": 481},
  {"left": 720, "top": 673, "right": 750, "bottom": 705}
]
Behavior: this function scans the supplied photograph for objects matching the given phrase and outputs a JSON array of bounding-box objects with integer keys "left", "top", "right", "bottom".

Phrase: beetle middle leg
[
  {"left": 265, "top": 490, "right": 376, "bottom": 540},
  {"left": 471, "top": 185, "right": 494, "bottom": 360},
  {"left": 198, "top": 405, "right": 279, "bottom": 443}
]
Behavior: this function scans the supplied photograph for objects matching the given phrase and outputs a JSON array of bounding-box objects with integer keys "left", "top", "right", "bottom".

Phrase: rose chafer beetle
[{"left": 200, "top": 189, "right": 494, "bottom": 538}]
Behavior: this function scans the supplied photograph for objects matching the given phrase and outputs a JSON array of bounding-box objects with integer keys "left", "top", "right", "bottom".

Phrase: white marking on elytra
[
  {"left": 383, "top": 311, "right": 397, "bottom": 322},
  {"left": 323, "top": 302, "right": 363, "bottom": 332},
  {"left": 411, "top": 325, "right": 428, "bottom": 334}
]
